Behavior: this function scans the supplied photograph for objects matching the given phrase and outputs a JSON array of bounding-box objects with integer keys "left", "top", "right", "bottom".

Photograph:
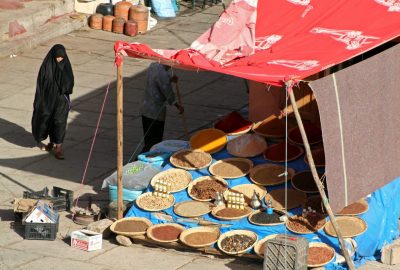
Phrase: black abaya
[{"left": 31, "top": 44, "right": 74, "bottom": 144}]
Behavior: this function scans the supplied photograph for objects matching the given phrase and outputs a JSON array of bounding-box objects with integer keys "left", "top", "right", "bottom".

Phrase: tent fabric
[
  {"left": 310, "top": 43, "right": 400, "bottom": 212},
  {"left": 115, "top": 0, "right": 400, "bottom": 86}
]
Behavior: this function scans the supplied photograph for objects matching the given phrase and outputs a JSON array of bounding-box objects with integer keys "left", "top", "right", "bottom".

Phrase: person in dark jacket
[{"left": 31, "top": 44, "right": 74, "bottom": 159}]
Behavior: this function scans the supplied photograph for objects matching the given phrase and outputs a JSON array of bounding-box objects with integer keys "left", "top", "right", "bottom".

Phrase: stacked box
[{"left": 264, "top": 234, "right": 308, "bottom": 270}]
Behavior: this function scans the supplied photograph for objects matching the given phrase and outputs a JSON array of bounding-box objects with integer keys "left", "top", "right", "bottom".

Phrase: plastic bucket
[{"left": 108, "top": 185, "right": 144, "bottom": 202}]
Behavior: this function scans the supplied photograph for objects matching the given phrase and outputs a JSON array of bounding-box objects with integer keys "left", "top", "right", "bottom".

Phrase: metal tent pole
[
  {"left": 288, "top": 88, "right": 355, "bottom": 270},
  {"left": 117, "top": 63, "right": 124, "bottom": 220}
]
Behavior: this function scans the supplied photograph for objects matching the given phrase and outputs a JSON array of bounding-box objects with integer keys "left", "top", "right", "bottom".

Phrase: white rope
[{"left": 332, "top": 73, "right": 348, "bottom": 206}]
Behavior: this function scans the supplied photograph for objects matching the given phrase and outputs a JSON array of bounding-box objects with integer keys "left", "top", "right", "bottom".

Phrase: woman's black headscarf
[{"left": 32, "top": 44, "right": 74, "bottom": 143}]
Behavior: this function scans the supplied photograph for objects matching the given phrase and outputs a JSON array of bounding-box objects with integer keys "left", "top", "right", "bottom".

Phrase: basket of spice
[
  {"left": 179, "top": 226, "right": 220, "bottom": 248},
  {"left": 252, "top": 118, "right": 286, "bottom": 139},
  {"left": 337, "top": 198, "right": 369, "bottom": 216},
  {"left": 254, "top": 234, "right": 278, "bottom": 257},
  {"left": 110, "top": 217, "right": 152, "bottom": 237},
  {"left": 214, "top": 111, "right": 253, "bottom": 136},
  {"left": 170, "top": 149, "right": 212, "bottom": 170},
  {"left": 288, "top": 122, "right": 323, "bottom": 146},
  {"left": 291, "top": 171, "right": 324, "bottom": 194},
  {"left": 324, "top": 216, "right": 367, "bottom": 238},
  {"left": 286, "top": 211, "right": 327, "bottom": 234},
  {"left": 146, "top": 223, "right": 185, "bottom": 243},
  {"left": 217, "top": 230, "right": 258, "bottom": 255},
  {"left": 150, "top": 169, "right": 192, "bottom": 193},
  {"left": 227, "top": 133, "right": 268, "bottom": 158},
  {"left": 249, "top": 163, "right": 295, "bottom": 186},
  {"left": 136, "top": 192, "right": 175, "bottom": 212},
  {"left": 174, "top": 201, "right": 213, "bottom": 218},
  {"left": 248, "top": 209, "right": 286, "bottom": 226},
  {"left": 211, "top": 205, "right": 253, "bottom": 221},
  {"left": 189, "top": 128, "right": 227, "bottom": 154},
  {"left": 263, "top": 141, "right": 304, "bottom": 163},
  {"left": 308, "top": 242, "right": 335, "bottom": 268},
  {"left": 209, "top": 158, "right": 253, "bottom": 179},
  {"left": 188, "top": 176, "right": 228, "bottom": 202}
]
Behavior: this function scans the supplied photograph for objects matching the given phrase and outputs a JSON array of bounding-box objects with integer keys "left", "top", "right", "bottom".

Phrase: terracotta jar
[
  {"left": 136, "top": 19, "right": 148, "bottom": 34},
  {"left": 114, "top": 1, "right": 132, "bottom": 21},
  {"left": 124, "top": 20, "right": 138, "bottom": 36},
  {"left": 102, "top": 15, "right": 115, "bottom": 32},
  {"left": 129, "top": 4, "right": 148, "bottom": 22},
  {"left": 112, "top": 17, "right": 126, "bottom": 34},
  {"left": 89, "top": 13, "right": 103, "bottom": 30}
]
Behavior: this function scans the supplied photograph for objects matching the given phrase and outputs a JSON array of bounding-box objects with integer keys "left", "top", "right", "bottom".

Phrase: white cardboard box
[
  {"left": 71, "top": 229, "right": 102, "bottom": 251},
  {"left": 24, "top": 200, "right": 58, "bottom": 224}
]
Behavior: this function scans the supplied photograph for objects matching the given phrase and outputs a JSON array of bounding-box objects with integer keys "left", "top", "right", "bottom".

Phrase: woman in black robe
[{"left": 31, "top": 44, "right": 74, "bottom": 159}]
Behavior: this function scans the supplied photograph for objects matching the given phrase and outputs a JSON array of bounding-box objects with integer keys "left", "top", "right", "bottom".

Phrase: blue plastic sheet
[{"left": 126, "top": 145, "right": 400, "bottom": 269}]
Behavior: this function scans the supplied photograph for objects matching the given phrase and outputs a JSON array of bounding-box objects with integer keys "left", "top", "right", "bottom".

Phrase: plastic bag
[
  {"left": 102, "top": 161, "right": 161, "bottom": 190},
  {"left": 150, "top": 139, "right": 189, "bottom": 153},
  {"left": 151, "top": 0, "right": 176, "bottom": 18}
]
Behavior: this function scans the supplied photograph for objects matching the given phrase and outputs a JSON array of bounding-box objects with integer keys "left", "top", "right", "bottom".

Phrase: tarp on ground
[{"left": 115, "top": 0, "right": 400, "bottom": 86}]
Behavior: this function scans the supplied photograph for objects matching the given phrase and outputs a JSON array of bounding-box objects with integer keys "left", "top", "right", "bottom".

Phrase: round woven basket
[
  {"left": 110, "top": 217, "right": 152, "bottom": 237},
  {"left": 217, "top": 229, "right": 258, "bottom": 255},
  {"left": 304, "top": 147, "right": 325, "bottom": 168},
  {"left": 189, "top": 128, "right": 227, "bottom": 154},
  {"left": 324, "top": 216, "right": 367, "bottom": 238},
  {"left": 146, "top": 223, "right": 185, "bottom": 243},
  {"left": 286, "top": 214, "right": 327, "bottom": 235},
  {"left": 135, "top": 192, "right": 175, "bottom": 212},
  {"left": 224, "top": 184, "right": 267, "bottom": 205},
  {"left": 150, "top": 168, "right": 192, "bottom": 193},
  {"left": 254, "top": 234, "right": 278, "bottom": 257},
  {"left": 263, "top": 141, "right": 304, "bottom": 163},
  {"left": 179, "top": 226, "right": 220, "bottom": 248},
  {"left": 213, "top": 111, "right": 253, "bottom": 136},
  {"left": 291, "top": 170, "right": 324, "bottom": 194},
  {"left": 336, "top": 198, "right": 369, "bottom": 216},
  {"left": 211, "top": 205, "right": 253, "bottom": 221},
  {"left": 209, "top": 158, "right": 253, "bottom": 179},
  {"left": 308, "top": 242, "right": 335, "bottom": 268},
  {"left": 174, "top": 200, "right": 213, "bottom": 218},
  {"left": 264, "top": 188, "right": 306, "bottom": 210},
  {"left": 249, "top": 164, "right": 295, "bottom": 186},
  {"left": 227, "top": 133, "right": 268, "bottom": 158},
  {"left": 252, "top": 118, "right": 286, "bottom": 139},
  {"left": 248, "top": 209, "right": 286, "bottom": 226},
  {"left": 288, "top": 122, "right": 322, "bottom": 146},
  {"left": 170, "top": 149, "right": 212, "bottom": 170},
  {"left": 187, "top": 176, "right": 228, "bottom": 202}
]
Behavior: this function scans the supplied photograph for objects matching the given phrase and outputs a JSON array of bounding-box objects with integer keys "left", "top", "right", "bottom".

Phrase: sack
[
  {"left": 151, "top": 0, "right": 176, "bottom": 18},
  {"left": 102, "top": 161, "right": 161, "bottom": 190}
]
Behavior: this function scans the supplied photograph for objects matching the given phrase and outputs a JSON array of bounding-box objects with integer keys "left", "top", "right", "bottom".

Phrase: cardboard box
[
  {"left": 24, "top": 200, "right": 58, "bottom": 224},
  {"left": 71, "top": 230, "right": 102, "bottom": 251}
]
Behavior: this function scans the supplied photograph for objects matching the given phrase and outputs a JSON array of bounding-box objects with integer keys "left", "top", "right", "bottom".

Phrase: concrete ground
[{"left": 0, "top": 1, "right": 398, "bottom": 270}]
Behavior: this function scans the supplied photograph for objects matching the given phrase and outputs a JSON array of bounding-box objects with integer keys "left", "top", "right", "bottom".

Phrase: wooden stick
[
  {"left": 117, "top": 63, "right": 124, "bottom": 220},
  {"left": 174, "top": 82, "right": 189, "bottom": 139},
  {"left": 288, "top": 89, "right": 355, "bottom": 270}
]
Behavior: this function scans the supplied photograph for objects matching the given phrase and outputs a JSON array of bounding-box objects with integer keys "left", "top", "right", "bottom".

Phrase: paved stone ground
[{"left": 0, "top": 1, "right": 398, "bottom": 270}]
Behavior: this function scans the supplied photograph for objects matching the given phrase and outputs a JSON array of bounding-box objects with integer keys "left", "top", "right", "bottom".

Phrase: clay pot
[
  {"left": 96, "top": 3, "right": 114, "bottom": 16},
  {"left": 124, "top": 20, "right": 138, "bottom": 36},
  {"left": 112, "top": 17, "right": 126, "bottom": 34},
  {"left": 114, "top": 1, "right": 132, "bottom": 21},
  {"left": 136, "top": 19, "right": 148, "bottom": 34},
  {"left": 102, "top": 15, "right": 115, "bottom": 32},
  {"left": 129, "top": 4, "right": 149, "bottom": 21},
  {"left": 89, "top": 13, "right": 103, "bottom": 30}
]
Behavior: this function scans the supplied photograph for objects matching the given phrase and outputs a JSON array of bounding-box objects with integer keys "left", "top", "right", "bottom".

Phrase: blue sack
[{"left": 151, "top": 0, "right": 176, "bottom": 18}]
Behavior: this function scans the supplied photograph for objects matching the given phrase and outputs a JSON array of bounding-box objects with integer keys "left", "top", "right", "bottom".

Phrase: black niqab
[{"left": 31, "top": 44, "right": 74, "bottom": 143}]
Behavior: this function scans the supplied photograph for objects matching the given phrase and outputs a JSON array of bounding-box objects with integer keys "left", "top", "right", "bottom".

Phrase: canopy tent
[{"left": 113, "top": 0, "right": 400, "bottom": 268}]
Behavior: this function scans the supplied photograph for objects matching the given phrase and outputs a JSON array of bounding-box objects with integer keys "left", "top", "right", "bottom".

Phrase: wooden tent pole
[
  {"left": 117, "top": 63, "right": 124, "bottom": 220},
  {"left": 288, "top": 90, "right": 355, "bottom": 270}
]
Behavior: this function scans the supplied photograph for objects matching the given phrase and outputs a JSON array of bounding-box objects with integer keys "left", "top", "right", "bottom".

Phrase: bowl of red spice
[
  {"left": 146, "top": 223, "right": 185, "bottom": 243},
  {"left": 263, "top": 141, "right": 304, "bottom": 163},
  {"left": 214, "top": 111, "right": 253, "bottom": 136},
  {"left": 308, "top": 242, "right": 335, "bottom": 267},
  {"left": 288, "top": 122, "right": 323, "bottom": 146},
  {"left": 110, "top": 217, "right": 153, "bottom": 237}
]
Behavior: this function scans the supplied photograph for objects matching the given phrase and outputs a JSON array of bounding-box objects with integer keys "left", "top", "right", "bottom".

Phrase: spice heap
[
  {"left": 170, "top": 150, "right": 212, "bottom": 170},
  {"left": 250, "top": 164, "right": 290, "bottom": 186},
  {"left": 263, "top": 141, "right": 303, "bottom": 162},
  {"left": 174, "top": 201, "right": 212, "bottom": 217},
  {"left": 114, "top": 219, "right": 149, "bottom": 233},
  {"left": 250, "top": 210, "right": 283, "bottom": 225},
  {"left": 150, "top": 225, "right": 183, "bottom": 242},
  {"left": 184, "top": 231, "right": 219, "bottom": 246},
  {"left": 286, "top": 211, "right": 326, "bottom": 234},
  {"left": 337, "top": 200, "right": 368, "bottom": 215},
  {"left": 190, "top": 177, "right": 227, "bottom": 200},
  {"left": 189, "top": 128, "right": 227, "bottom": 154},
  {"left": 153, "top": 169, "right": 191, "bottom": 192},
  {"left": 214, "top": 111, "right": 253, "bottom": 134},
  {"left": 210, "top": 158, "right": 252, "bottom": 178},
  {"left": 137, "top": 193, "right": 174, "bottom": 211},
  {"left": 215, "top": 207, "right": 250, "bottom": 218},
  {"left": 253, "top": 118, "right": 285, "bottom": 138},
  {"left": 324, "top": 216, "right": 366, "bottom": 237},
  {"left": 308, "top": 245, "right": 334, "bottom": 266},
  {"left": 220, "top": 234, "right": 256, "bottom": 253}
]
